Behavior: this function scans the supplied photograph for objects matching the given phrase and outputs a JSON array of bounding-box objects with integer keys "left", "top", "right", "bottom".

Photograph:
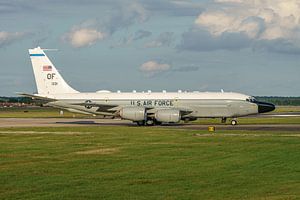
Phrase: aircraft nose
[{"left": 257, "top": 101, "right": 276, "bottom": 113}]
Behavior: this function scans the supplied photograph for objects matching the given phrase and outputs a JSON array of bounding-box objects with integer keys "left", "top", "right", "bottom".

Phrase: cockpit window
[{"left": 246, "top": 96, "right": 257, "bottom": 103}]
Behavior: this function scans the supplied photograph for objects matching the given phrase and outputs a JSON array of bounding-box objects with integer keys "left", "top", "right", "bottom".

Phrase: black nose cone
[{"left": 257, "top": 101, "right": 276, "bottom": 113}]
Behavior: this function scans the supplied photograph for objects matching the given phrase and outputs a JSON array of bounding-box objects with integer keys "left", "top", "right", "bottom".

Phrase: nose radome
[{"left": 257, "top": 102, "right": 276, "bottom": 113}]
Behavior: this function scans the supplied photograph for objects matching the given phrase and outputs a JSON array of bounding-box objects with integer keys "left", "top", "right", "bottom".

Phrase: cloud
[
  {"left": 63, "top": 28, "right": 106, "bottom": 48},
  {"left": 180, "top": 0, "right": 300, "bottom": 53},
  {"left": 110, "top": 30, "right": 152, "bottom": 48},
  {"left": 179, "top": 28, "right": 252, "bottom": 51},
  {"left": 253, "top": 39, "right": 300, "bottom": 54},
  {"left": 195, "top": 12, "right": 266, "bottom": 39},
  {"left": 63, "top": 2, "right": 148, "bottom": 48},
  {"left": 0, "top": 31, "right": 27, "bottom": 47},
  {"left": 145, "top": 32, "right": 174, "bottom": 48},
  {"left": 133, "top": 30, "right": 152, "bottom": 40},
  {"left": 140, "top": 61, "right": 171, "bottom": 74},
  {"left": 141, "top": 0, "right": 204, "bottom": 16},
  {"left": 105, "top": 2, "right": 148, "bottom": 35}
]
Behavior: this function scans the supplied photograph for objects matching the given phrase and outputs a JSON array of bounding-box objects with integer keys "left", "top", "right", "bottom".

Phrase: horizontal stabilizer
[{"left": 17, "top": 93, "right": 56, "bottom": 102}]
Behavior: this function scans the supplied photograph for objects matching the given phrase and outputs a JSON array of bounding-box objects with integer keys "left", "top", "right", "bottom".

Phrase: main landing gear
[
  {"left": 136, "top": 119, "right": 162, "bottom": 126},
  {"left": 220, "top": 117, "right": 238, "bottom": 126},
  {"left": 231, "top": 118, "right": 238, "bottom": 126}
]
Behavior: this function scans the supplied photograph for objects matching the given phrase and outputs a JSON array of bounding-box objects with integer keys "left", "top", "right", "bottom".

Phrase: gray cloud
[
  {"left": 110, "top": 30, "right": 152, "bottom": 48},
  {"left": 133, "top": 30, "right": 152, "bottom": 41},
  {"left": 145, "top": 32, "right": 174, "bottom": 48},
  {"left": 103, "top": 2, "right": 148, "bottom": 35},
  {"left": 141, "top": 0, "right": 204, "bottom": 16},
  {"left": 63, "top": 2, "right": 149, "bottom": 48},
  {"left": 179, "top": 28, "right": 252, "bottom": 51},
  {"left": 0, "top": 31, "right": 29, "bottom": 48},
  {"left": 179, "top": 27, "right": 300, "bottom": 54},
  {"left": 253, "top": 39, "right": 300, "bottom": 55}
]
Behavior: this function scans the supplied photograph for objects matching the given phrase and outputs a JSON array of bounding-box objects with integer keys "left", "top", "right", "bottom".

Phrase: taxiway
[{"left": 0, "top": 118, "right": 299, "bottom": 131}]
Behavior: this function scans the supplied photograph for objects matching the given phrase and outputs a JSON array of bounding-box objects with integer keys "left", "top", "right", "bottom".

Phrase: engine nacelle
[
  {"left": 119, "top": 107, "right": 146, "bottom": 121},
  {"left": 155, "top": 109, "right": 181, "bottom": 123}
]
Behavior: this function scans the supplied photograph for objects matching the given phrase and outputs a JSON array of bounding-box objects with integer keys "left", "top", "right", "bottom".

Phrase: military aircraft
[{"left": 21, "top": 47, "right": 275, "bottom": 126}]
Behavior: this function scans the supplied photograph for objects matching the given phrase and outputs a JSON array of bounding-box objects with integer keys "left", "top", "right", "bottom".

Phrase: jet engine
[
  {"left": 155, "top": 109, "right": 181, "bottom": 123},
  {"left": 119, "top": 107, "right": 146, "bottom": 121}
]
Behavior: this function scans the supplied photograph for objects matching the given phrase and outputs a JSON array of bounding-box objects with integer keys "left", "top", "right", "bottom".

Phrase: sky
[{"left": 0, "top": 0, "right": 300, "bottom": 96}]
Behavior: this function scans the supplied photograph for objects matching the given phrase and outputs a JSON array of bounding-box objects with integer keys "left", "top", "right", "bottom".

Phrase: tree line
[{"left": 255, "top": 97, "right": 300, "bottom": 106}]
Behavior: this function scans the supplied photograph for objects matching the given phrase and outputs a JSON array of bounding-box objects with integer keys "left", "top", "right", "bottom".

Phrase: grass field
[
  {"left": 0, "top": 126, "right": 300, "bottom": 200},
  {"left": 274, "top": 106, "right": 300, "bottom": 113}
]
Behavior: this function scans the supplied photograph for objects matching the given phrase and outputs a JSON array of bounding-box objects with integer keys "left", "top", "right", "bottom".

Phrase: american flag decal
[{"left": 43, "top": 65, "right": 52, "bottom": 71}]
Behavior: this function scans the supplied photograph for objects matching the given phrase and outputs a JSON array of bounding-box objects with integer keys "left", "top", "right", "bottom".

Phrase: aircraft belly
[{"left": 48, "top": 99, "right": 258, "bottom": 118}]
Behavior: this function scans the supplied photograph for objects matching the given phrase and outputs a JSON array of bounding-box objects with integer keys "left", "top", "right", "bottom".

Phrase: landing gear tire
[
  {"left": 146, "top": 119, "right": 154, "bottom": 126},
  {"left": 231, "top": 119, "right": 238, "bottom": 126}
]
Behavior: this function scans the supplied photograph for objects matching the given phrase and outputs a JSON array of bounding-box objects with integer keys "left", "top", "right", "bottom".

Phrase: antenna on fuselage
[{"left": 38, "top": 47, "right": 58, "bottom": 51}]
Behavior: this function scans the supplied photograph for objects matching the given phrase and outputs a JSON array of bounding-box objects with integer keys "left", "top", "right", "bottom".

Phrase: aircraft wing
[
  {"left": 69, "top": 100, "right": 194, "bottom": 117},
  {"left": 71, "top": 102, "right": 119, "bottom": 113}
]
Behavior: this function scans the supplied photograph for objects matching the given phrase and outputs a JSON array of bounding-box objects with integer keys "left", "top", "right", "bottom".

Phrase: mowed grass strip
[
  {"left": 274, "top": 106, "right": 300, "bottom": 113},
  {"left": 0, "top": 127, "right": 300, "bottom": 200},
  {"left": 0, "top": 107, "right": 85, "bottom": 118}
]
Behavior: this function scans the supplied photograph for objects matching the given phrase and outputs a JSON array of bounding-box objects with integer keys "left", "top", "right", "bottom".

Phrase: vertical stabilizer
[{"left": 29, "top": 47, "right": 79, "bottom": 94}]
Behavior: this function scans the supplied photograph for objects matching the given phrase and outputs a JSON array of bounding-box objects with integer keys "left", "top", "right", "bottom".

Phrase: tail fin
[{"left": 29, "top": 47, "right": 79, "bottom": 94}]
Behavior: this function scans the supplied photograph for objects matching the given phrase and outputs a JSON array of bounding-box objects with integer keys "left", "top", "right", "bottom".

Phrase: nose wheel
[{"left": 231, "top": 119, "right": 238, "bottom": 126}]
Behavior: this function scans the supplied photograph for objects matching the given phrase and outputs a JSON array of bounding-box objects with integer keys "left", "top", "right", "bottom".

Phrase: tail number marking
[
  {"left": 47, "top": 73, "right": 58, "bottom": 86},
  {"left": 47, "top": 73, "right": 56, "bottom": 80}
]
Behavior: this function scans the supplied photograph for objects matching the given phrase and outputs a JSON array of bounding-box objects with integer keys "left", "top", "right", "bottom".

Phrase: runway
[{"left": 0, "top": 118, "right": 299, "bottom": 131}]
